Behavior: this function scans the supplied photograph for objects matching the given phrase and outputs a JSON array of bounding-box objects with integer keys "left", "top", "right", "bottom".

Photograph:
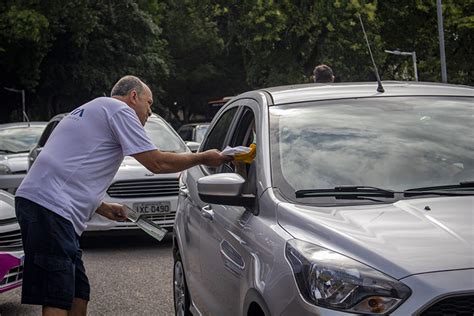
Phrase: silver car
[
  {"left": 173, "top": 82, "right": 474, "bottom": 315},
  {"left": 0, "top": 122, "right": 47, "bottom": 193}
]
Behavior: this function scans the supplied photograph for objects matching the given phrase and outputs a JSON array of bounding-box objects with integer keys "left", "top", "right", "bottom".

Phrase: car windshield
[
  {"left": 0, "top": 126, "right": 45, "bottom": 154},
  {"left": 145, "top": 118, "right": 188, "bottom": 153},
  {"left": 195, "top": 124, "right": 209, "bottom": 143},
  {"left": 270, "top": 96, "right": 474, "bottom": 205}
]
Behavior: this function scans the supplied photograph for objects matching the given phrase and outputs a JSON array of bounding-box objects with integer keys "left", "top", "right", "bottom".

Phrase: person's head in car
[{"left": 313, "top": 64, "right": 335, "bottom": 83}]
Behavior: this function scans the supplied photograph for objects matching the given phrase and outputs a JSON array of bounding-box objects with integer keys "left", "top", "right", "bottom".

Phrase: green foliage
[
  {"left": 0, "top": 4, "right": 50, "bottom": 89},
  {"left": 0, "top": 0, "right": 472, "bottom": 123},
  {"left": 159, "top": 0, "right": 248, "bottom": 122}
]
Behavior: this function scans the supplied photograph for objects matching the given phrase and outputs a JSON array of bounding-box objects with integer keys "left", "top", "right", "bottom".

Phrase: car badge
[{"left": 145, "top": 172, "right": 154, "bottom": 177}]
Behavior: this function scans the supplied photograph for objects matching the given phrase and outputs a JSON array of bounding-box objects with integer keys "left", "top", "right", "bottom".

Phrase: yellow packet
[{"left": 234, "top": 143, "right": 256, "bottom": 164}]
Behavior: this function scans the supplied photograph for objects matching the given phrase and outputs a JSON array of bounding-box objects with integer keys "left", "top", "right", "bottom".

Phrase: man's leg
[
  {"left": 43, "top": 306, "right": 67, "bottom": 316},
  {"left": 15, "top": 197, "right": 80, "bottom": 312},
  {"left": 71, "top": 248, "right": 90, "bottom": 316},
  {"left": 68, "top": 298, "right": 88, "bottom": 316}
]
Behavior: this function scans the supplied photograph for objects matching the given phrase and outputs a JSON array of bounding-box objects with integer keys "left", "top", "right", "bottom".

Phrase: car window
[
  {"left": 202, "top": 107, "right": 238, "bottom": 174},
  {"left": 229, "top": 109, "right": 255, "bottom": 148},
  {"left": 146, "top": 118, "right": 188, "bottom": 153},
  {"left": 270, "top": 96, "right": 474, "bottom": 205},
  {"left": 195, "top": 125, "right": 209, "bottom": 143},
  {"left": 222, "top": 108, "right": 256, "bottom": 178},
  {"left": 177, "top": 126, "right": 192, "bottom": 141},
  {"left": 0, "top": 126, "right": 45, "bottom": 153},
  {"left": 202, "top": 107, "right": 238, "bottom": 152}
]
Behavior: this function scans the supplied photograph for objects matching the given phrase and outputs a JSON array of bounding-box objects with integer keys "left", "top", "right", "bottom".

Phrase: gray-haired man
[{"left": 15, "top": 75, "right": 231, "bottom": 316}]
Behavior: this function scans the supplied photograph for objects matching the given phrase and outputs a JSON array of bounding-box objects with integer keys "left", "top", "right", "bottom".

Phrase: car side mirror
[{"left": 197, "top": 173, "right": 256, "bottom": 208}]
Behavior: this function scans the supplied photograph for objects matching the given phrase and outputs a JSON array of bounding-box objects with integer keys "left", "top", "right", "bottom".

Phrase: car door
[
  {"left": 198, "top": 101, "right": 260, "bottom": 315},
  {"left": 181, "top": 105, "right": 239, "bottom": 313}
]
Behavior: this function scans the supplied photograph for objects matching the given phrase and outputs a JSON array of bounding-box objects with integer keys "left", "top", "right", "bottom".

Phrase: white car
[
  {"left": 29, "top": 113, "right": 188, "bottom": 232},
  {"left": 0, "top": 190, "right": 23, "bottom": 293},
  {"left": 0, "top": 122, "right": 47, "bottom": 193}
]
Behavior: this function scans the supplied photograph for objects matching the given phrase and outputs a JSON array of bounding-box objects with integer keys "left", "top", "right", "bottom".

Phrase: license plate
[{"left": 133, "top": 202, "right": 171, "bottom": 214}]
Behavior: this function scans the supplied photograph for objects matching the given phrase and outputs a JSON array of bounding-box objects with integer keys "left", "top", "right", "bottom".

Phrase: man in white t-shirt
[{"left": 15, "top": 75, "right": 230, "bottom": 316}]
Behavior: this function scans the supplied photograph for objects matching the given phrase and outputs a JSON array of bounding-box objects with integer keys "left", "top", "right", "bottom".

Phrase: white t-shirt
[{"left": 16, "top": 97, "right": 157, "bottom": 235}]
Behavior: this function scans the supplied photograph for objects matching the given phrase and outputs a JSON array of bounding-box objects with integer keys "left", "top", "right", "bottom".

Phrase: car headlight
[
  {"left": 285, "top": 239, "right": 411, "bottom": 314},
  {"left": 0, "top": 164, "right": 12, "bottom": 175}
]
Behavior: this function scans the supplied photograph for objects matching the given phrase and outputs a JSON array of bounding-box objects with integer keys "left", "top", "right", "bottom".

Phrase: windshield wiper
[
  {"left": 295, "top": 183, "right": 474, "bottom": 201},
  {"left": 0, "top": 149, "right": 16, "bottom": 154},
  {"left": 295, "top": 186, "right": 395, "bottom": 201},
  {"left": 404, "top": 181, "right": 474, "bottom": 197}
]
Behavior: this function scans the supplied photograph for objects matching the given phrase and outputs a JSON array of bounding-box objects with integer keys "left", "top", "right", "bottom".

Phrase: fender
[{"left": 243, "top": 288, "right": 271, "bottom": 316}]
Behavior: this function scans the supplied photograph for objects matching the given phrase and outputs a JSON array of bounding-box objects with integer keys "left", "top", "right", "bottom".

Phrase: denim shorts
[{"left": 15, "top": 197, "right": 90, "bottom": 310}]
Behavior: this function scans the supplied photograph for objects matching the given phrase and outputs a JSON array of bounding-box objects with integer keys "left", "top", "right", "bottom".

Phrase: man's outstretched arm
[{"left": 132, "top": 149, "right": 231, "bottom": 174}]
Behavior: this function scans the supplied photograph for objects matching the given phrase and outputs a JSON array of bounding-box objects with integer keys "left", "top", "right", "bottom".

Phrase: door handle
[{"left": 201, "top": 205, "right": 214, "bottom": 221}]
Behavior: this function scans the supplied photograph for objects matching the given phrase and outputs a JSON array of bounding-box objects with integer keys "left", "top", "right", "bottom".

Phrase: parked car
[
  {"left": 173, "top": 82, "right": 474, "bottom": 315},
  {"left": 29, "top": 113, "right": 188, "bottom": 232},
  {"left": 177, "top": 122, "right": 210, "bottom": 152},
  {"left": 0, "top": 189, "right": 23, "bottom": 293},
  {"left": 0, "top": 122, "right": 47, "bottom": 193}
]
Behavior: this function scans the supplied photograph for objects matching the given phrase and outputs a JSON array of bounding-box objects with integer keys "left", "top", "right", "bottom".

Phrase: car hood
[
  {"left": 277, "top": 195, "right": 474, "bottom": 279},
  {"left": 114, "top": 156, "right": 180, "bottom": 180},
  {"left": 0, "top": 153, "right": 28, "bottom": 173}
]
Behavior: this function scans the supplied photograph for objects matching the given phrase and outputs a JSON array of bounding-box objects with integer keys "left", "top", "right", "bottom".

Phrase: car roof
[
  {"left": 0, "top": 121, "right": 47, "bottom": 129},
  {"left": 254, "top": 81, "right": 474, "bottom": 106}
]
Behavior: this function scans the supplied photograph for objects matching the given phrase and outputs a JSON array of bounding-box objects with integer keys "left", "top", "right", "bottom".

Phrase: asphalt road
[{"left": 0, "top": 231, "right": 175, "bottom": 316}]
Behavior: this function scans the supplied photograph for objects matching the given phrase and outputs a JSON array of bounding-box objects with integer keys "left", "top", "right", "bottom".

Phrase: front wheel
[{"left": 173, "top": 252, "right": 191, "bottom": 316}]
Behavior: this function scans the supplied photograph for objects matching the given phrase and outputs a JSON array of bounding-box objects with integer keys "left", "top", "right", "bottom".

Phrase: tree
[
  {"left": 158, "top": 0, "right": 249, "bottom": 124},
  {"left": 0, "top": 0, "right": 170, "bottom": 121},
  {"left": 378, "top": 0, "right": 473, "bottom": 84},
  {"left": 35, "top": 0, "right": 169, "bottom": 118},
  {"left": 213, "top": 0, "right": 380, "bottom": 88}
]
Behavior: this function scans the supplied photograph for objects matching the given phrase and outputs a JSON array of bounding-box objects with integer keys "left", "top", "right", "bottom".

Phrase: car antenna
[
  {"left": 23, "top": 111, "right": 30, "bottom": 127},
  {"left": 357, "top": 14, "right": 384, "bottom": 93}
]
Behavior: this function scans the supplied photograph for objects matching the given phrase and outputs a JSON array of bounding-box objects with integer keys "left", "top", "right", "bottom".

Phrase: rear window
[{"left": 146, "top": 117, "right": 188, "bottom": 153}]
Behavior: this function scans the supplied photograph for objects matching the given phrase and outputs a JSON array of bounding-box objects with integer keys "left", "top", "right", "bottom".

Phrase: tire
[{"left": 173, "top": 252, "right": 191, "bottom": 316}]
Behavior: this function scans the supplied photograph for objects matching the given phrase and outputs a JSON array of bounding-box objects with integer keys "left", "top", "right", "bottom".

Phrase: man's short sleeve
[{"left": 109, "top": 108, "right": 157, "bottom": 156}]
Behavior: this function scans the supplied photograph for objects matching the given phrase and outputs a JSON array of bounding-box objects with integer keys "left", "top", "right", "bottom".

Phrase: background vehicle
[
  {"left": 177, "top": 123, "right": 210, "bottom": 152},
  {"left": 29, "top": 113, "right": 188, "bottom": 233},
  {"left": 0, "top": 122, "right": 47, "bottom": 193},
  {"left": 0, "top": 189, "right": 23, "bottom": 293},
  {"left": 173, "top": 82, "right": 474, "bottom": 315}
]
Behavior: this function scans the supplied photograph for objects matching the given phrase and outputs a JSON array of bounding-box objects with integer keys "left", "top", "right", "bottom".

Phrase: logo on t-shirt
[
  {"left": 67, "top": 108, "right": 85, "bottom": 121},
  {"left": 71, "top": 108, "right": 85, "bottom": 117}
]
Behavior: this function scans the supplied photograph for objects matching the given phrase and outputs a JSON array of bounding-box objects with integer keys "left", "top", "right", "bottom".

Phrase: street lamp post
[
  {"left": 437, "top": 0, "right": 447, "bottom": 83},
  {"left": 384, "top": 49, "right": 418, "bottom": 81},
  {"left": 4, "top": 87, "right": 26, "bottom": 121}
]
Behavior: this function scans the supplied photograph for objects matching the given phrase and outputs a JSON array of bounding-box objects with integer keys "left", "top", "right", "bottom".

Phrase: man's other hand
[
  {"left": 201, "top": 149, "right": 233, "bottom": 167},
  {"left": 96, "top": 202, "right": 128, "bottom": 221}
]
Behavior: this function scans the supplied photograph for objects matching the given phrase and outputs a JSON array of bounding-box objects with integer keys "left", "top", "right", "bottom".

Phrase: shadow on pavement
[{"left": 79, "top": 229, "right": 173, "bottom": 250}]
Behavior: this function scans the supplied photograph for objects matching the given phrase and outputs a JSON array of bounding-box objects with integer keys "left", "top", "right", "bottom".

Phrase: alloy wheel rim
[{"left": 174, "top": 260, "right": 186, "bottom": 316}]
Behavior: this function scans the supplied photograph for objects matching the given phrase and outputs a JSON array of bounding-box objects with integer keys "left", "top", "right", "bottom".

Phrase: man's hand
[
  {"left": 96, "top": 202, "right": 127, "bottom": 221},
  {"left": 201, "top": 149, "right": 233, "bottom": 167}
]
